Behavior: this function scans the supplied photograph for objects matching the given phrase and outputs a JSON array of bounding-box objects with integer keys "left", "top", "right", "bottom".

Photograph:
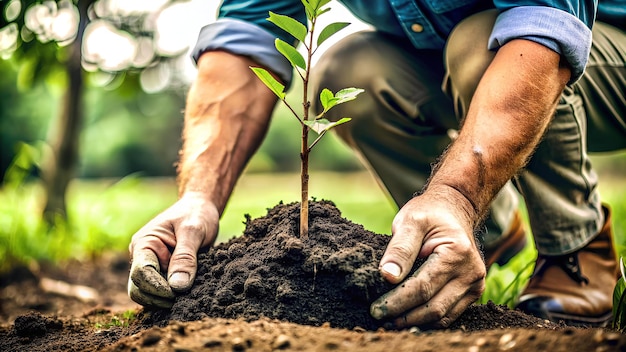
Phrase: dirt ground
[{"left": 1, "top": 201, "right": 626, "bottom": 351}]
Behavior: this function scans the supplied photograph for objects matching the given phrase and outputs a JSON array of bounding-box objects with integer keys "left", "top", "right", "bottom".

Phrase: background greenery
[{"left": 0, "top": 58, "right": 360, "bottom": 180}]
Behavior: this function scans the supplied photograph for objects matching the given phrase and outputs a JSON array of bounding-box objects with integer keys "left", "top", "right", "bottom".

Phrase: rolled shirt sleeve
[
  {"left": 191, "top": 18, "right": 294, "bottom": 86},
  {"left": 192, "top": 1, "right": 304, "bottom": 87},
  {"left": 489, "top": 5, "right": 595, "bottom": 84}
]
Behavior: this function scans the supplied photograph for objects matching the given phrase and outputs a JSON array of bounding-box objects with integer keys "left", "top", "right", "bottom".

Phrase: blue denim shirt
[{"left": 193, "top": 1, "right": 624, "bottom": 85}]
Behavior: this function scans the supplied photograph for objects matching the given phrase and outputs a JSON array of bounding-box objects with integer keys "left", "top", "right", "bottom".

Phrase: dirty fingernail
[
  {"left": 370, "top": 304, "right": 386, "bottom": 320},
  {"left": 382, "top": 262, "right": 401, "bottom": 277},
  {"left": 169, "top": 272, "right": 190, "bottom": 288}
]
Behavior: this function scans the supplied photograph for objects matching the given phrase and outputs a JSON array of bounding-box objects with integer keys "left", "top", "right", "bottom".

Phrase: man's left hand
[{"left": 370, "top": 187, "right": 486, "bottom": 328}]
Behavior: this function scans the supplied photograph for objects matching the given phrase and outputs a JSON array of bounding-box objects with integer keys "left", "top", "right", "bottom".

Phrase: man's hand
[
  {"left": 128, "top": 192, "right": 219, "bottom": 308},
  {"left": 370, "top": 186, "right": 486, "bottom": 328}
]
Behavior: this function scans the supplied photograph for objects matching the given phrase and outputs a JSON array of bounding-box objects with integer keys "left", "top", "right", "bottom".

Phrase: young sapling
[{"left": 251, "top": 0, "right": 363, "bottom": 239}]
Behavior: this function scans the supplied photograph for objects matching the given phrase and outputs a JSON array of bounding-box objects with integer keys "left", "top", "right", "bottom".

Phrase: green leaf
[
  {"left": 316, "top": 7, "right": 331, "bottom": 17},
  {"left": 250, "top": 67, "right": 286, "bottom": 100},
  {"left": 301, "top": 0, "right": 332, "bottom": 19},
  {"left": 317, "top": 22, "right": 350, "bottom": 47},
  {"left": 320, "top": 87, "right": 364, "bottom": 114},
  {"left": 319, "top": 88, "right": 336, "bottom": 111},
  {"left": 613, "top": 257, "right": 626, "bottom": 330},
  {"left": 267, "top": 12, "right": 307, "bottom": 42},
  {"left": 275, "top": 39, "right": 306, "bottom": 70},
  {"left": 301, "top": 1, "right": 314, "bottom": 20},
  {"left": 304, "top": 117, "right": 351, "bottom": 134},
  {"left": 334, "top": 87, "right": 364, "bottom": 105},
  {"left": 312, "top": 0, "right": 332, "bottom": 14}
]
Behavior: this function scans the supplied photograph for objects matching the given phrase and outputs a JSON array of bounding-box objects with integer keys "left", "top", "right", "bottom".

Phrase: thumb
[
  {"left": 380, "top": 224, "right": 422, "bottom": 284},
  {"left": 167, "top": 223, "right": 206, "bottom": 292}
]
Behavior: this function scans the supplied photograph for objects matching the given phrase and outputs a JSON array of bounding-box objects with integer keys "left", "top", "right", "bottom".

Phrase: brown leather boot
[
  {"left": 484, "top": 210, "right": 528, "bottom": 268},
  {"left": 516, "top": 205, "right": 618, "bottom": 327}
]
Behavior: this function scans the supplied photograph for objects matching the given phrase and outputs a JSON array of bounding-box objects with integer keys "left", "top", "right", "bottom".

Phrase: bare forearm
[
  {"left": 427, "top": 39, "right": 571, "bottom": 225},
  {"left": 177, "top": 51, "right": 278, "bottom": 213}
]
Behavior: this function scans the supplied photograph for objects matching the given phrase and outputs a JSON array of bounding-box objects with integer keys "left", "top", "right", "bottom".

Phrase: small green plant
[
  {"left": 251, "top": 0, "right": 363, "bottom": 238},
  {"left": 612, "top": 257, "right": 626, "bottom": 331},
  {"left": 94, "top": 310, "right": 137, "bottom": 329}
]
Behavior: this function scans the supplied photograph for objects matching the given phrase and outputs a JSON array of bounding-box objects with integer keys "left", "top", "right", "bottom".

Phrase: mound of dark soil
[
  {"left": 148, "top": 200, "right": 401, "bottom": 330},
  {"left": 144, "top": 200, "right": 552, "bottom": 332}
]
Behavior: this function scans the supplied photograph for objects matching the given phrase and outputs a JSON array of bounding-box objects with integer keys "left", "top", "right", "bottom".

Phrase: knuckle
[
  {"left": 171, "top": 250, "right": 197, "bottom": 265},
  {"left": 178, "top": 220, "right": 208, "bottom": 238},
  {"left": 415, "top": 279, "right": 434, "bottom": 303},
  {"left": 427, "top": 302, "right": 448, "bottom": 321},
  {"left": 386, "top": 242, "right": 416, "bottom": 264},
  {"left": 438, "top": 316, "right": 453, "bottom": 328}
]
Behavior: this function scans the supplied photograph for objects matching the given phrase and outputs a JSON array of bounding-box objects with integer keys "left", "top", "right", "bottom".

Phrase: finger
[
  {"left": 372, "top": 249, "right": 474, "bottom": 320},
  {"left": 371, "top": 253, "right": 448, "bottom": 320},
  {"left": 393, "top": 278, "right": 483, "bottom": 328},
  {"left": 127, "top": 278, "right": 174, "bottom": 309},
  {"left": 379, "top": 221, "right": 423, "bottom": 284},
  {"left": 167, "top": 219, "right": 207, "bottom": 292},
  {"left": 130, "top": 249, "right": 175, "bottom": 299}
]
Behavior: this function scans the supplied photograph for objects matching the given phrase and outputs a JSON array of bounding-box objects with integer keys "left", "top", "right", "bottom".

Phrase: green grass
[
  {"left": 1, "top": 167, "right": 624, "bottom": 308},
  {"left": 93, "top": 310, "right": 137, "bottom": 329}
]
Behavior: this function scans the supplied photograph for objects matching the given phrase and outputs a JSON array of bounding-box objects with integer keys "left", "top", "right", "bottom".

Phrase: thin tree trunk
[
  {"left": 42, "top": 0, "right": 89, "bottom": 223},
  {"left": 300, "top": 125, "right": 309, "bottom": 239}
]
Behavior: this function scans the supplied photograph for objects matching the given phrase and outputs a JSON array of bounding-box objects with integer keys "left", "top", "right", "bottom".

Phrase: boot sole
[{"left": 542, "top": 310, "right": 613, "bottom": 328}]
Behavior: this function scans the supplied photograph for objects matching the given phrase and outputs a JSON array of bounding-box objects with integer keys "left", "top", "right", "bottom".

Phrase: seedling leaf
[
  {"left": 250, "top": 67, "right": 286, "bottom": 100},
  {"left": 300, "top": 0, "right": 312, "bottom": 18},
  {"left": 304, "top": 117, "right": 351, "bottom": 134},
  {"left": 335, "top": 87, "right": 364, "bottom": 104},
  {"left": 613, "top": 257, "right": 626, "bottom": 330},
  {"left": 320, "top": 87, "right": 364, "bottom": 113},
  {"left": 317, "top": 22, "right": 350, "bottom": 47},
  {"left": 274, "top": 39, "right": 306, "bottom": 70},
  {"left": 301, "top": 0, "right": 332, "bottom": 18},
  {"left": 319, "top": 88, "right": 337, "bottom": 112},
  {"left": 267, "top": 12, "right": 307, "bottom": 42},
  {"left": 316, "top": 7, "right": 331, "bottom": 17}
]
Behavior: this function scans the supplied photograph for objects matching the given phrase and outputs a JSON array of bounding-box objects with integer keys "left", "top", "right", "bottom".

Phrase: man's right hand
[{"left": 127, "top": 192, "right": 219, "bottom": 308}]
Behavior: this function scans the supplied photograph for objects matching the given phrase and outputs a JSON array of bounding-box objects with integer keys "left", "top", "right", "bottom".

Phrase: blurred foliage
[
  {"left": 0, "top": 57, "right": 186, "bottom": 179},
  {"left": 0, "top": 57, "right": 361, "bottom": 180},
  {"left": 0, "top": 143, "right": 179, "bottom": 271},
  {"left": 0, "top": 0, "right": 190, "bottom": 88}
]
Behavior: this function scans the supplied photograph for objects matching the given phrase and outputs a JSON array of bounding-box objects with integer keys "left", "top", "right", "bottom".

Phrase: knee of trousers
[
  {"left": 310, "top": 32, "right": 391, "bottom": 146},
  {"left": 444, "top": 9, "right": 498, "bottom": 113}
]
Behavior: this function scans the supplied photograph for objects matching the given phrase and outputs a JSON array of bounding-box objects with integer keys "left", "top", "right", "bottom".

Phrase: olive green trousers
[{"left": 311, "top": 10, "right": 626, "bottom": 255}]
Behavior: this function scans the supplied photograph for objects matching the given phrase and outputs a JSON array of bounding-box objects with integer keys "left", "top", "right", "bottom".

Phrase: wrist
[
  {"left": 421, "top": 183, "right": 479, "bottom": 230},
  {"left": 178, "top": 191, "right": 219, "bottom": 211}
]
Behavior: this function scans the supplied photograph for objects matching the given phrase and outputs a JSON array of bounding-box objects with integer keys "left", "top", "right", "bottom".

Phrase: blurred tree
[{"left": 0, "top": 0, "right": 189, "bottom": 223}]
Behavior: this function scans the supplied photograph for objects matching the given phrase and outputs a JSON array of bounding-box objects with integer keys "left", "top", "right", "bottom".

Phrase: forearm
[
  {"left": 426, "top": 39, "right": 571, "bottom": 225},
  {"left": 177, "top": 50, "right": 278, "bottom": 214}
]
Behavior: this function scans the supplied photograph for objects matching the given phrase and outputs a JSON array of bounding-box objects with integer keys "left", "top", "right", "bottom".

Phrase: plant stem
[{"left": 299, "top": 15, "right": 318, "bottom": 239}]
